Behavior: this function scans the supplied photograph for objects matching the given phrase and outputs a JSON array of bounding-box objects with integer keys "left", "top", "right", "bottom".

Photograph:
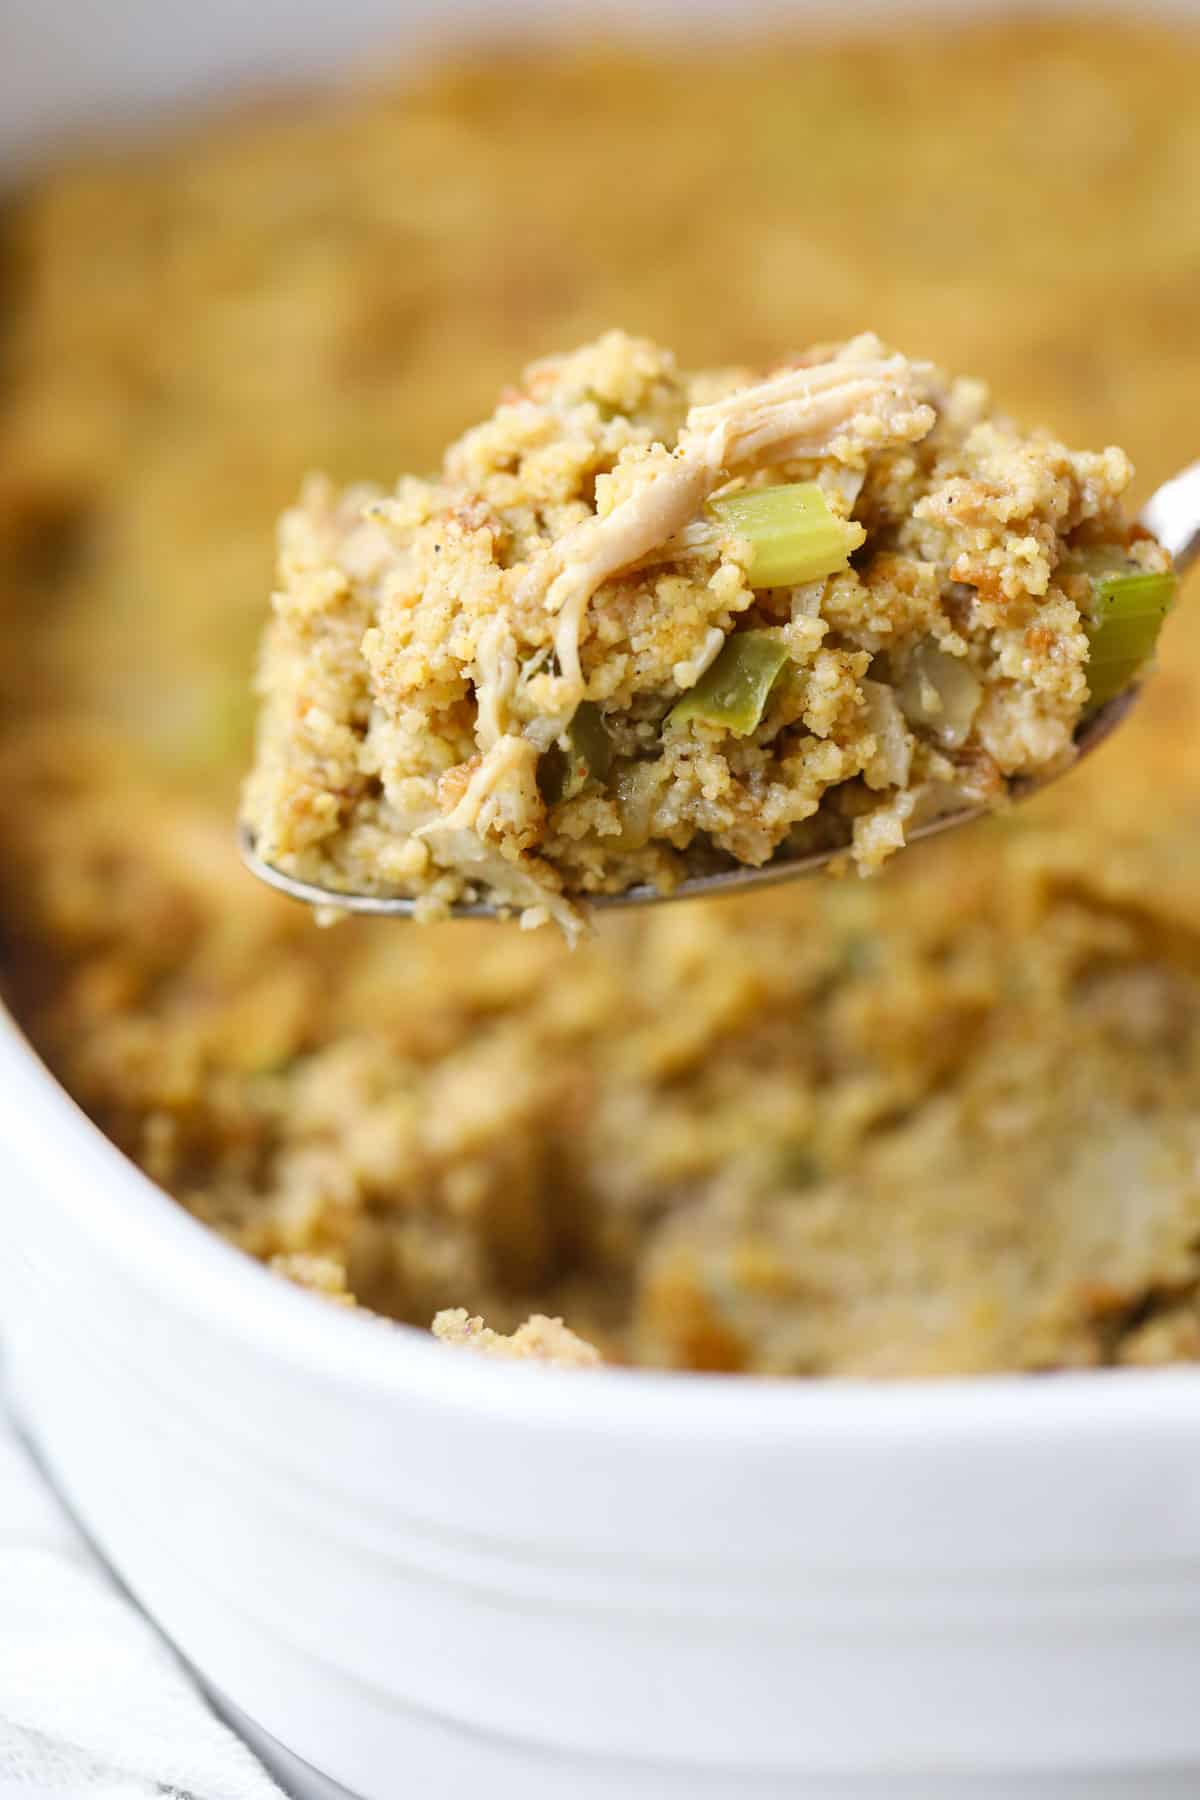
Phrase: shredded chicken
[
  {"left": 527, "top": 339, "right": 935, "bottom": 718},
  {"left": 473, "top": 616, "right": 520, "bottom": 750},
  {"left": 417, "top": 734, "right": 583, "bottom": 935},
  {"left": 681, "top": 343, "right": 935, "bottom": 469},
  {"left": 433, "top": 734, "right": 539, "bottom": 836}
]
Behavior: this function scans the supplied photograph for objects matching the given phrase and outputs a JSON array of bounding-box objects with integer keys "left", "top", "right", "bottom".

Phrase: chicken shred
[{"left": 525, "top": 338, "right": 934, "bottom": 722}]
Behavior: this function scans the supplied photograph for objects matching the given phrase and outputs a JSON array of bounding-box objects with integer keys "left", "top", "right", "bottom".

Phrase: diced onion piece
[
  {"left": 709, "top": 482, "right": 865, "bottom": 589},
  {"left": 613, "top": 759, "right": 670, "bottom": 850},
  {"left": 667, "top": 630, "right": 789, "bottom": 736},
  {"left": 861, "top": 678, "right": 913, "bottom": 789},
  {"left": 897, "top": 642, "right": 982, "bottom": 748}
]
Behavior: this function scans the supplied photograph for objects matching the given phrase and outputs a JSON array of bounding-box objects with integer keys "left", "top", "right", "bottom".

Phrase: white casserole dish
[{"left": 4, "top": 4, "right": 1200, "bottom": 1795}]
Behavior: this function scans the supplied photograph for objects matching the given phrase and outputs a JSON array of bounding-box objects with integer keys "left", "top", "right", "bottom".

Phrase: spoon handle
[{"left": 1140, "top": 460, "right": 1200, "bottom": 577}]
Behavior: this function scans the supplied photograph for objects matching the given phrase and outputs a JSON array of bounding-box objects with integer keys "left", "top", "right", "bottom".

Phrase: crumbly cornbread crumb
[
  {"left": 270, "top": 1251, "right": 356, "bottom": 1305},
  {"left": 433, "top": 1308, "right": 601, "bottom": 1366}
]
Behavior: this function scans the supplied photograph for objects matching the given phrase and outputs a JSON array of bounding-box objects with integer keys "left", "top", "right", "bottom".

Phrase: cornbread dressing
[
  {"left": 244, "top": 329, "right": 1160, "bottom": 930},
  {"left": 2, "top": 18, "right": 1199, "bottom": 1374}
]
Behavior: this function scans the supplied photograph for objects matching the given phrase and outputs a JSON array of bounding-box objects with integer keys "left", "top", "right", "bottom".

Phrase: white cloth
[{"left": 0, "top": 1397, "right": 285, "bottom": 1800}]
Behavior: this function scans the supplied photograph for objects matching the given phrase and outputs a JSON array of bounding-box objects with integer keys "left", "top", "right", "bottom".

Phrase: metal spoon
[{"left": 241, "top": 461, "right": 1200, "bottom": 919}]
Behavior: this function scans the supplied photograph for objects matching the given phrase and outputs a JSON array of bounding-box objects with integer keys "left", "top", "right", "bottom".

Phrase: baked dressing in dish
[{"left": 2, "top": 19, "right": 1199, "bottom": 1373}]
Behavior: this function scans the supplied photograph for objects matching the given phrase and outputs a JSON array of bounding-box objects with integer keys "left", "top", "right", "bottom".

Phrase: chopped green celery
[
  {"left": 1074, "top": 549, "right": 1176, "bottom": 708},
  {"left": 709, "top": 481, "right": 865, "bottom": 588},
  {"left": 539, "top": 701, "right": 612, "bottom": 805},
  {"left": 668, "top": 631, "right": 789, "bottom": 735}
]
